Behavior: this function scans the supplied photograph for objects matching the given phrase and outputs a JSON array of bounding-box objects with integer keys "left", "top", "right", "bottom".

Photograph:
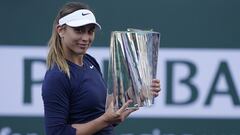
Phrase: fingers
[
  {"left": 122, "top": 107, "right": 138, "bottom": 118},
  {"left": 116, "top": 100, "right": 132, "bottom": 116},
  {"left": 151, "top": 79, "right": 160, "bottom": 87},
  {"left": 119, "top": 100, "right": 138, "bottom": 119},
  {"left": 152, "top": 91, "right": 159, "bottom": 97},
  {"left": 151, "top": 87, "right": 161, "bottom": 92},
  {"left": 152, "top": 79, "right": 160, "bottom": 83},
  {"left": 151, "top": 79, "right": 161, "bottom": 97},
  {"left": 151, "top": 80, "right": 161, "bottom": 90},
  {"left": 116, "top": 100, "right": 138, "bottom": 115},
  {"left": 103, "top": 100, "right": 138, "bottom": 125}
]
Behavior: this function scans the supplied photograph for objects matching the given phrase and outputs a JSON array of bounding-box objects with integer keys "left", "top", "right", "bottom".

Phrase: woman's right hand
[{"left": 102, "top": 100, "right": 138, "bottom": 125}]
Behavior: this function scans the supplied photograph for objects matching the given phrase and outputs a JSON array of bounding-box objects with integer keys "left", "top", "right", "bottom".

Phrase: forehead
[{"left": 70, "top": 24, "right": 96, "bottom": 30}]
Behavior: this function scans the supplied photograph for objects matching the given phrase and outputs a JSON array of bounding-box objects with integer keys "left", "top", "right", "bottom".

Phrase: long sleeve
[{"left": 42, "top": 70, "right": 76, "bottom": 135}]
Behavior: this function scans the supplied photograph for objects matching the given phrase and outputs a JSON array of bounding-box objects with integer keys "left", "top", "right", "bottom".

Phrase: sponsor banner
[
  {"left": 115, "top": 118, "right": 240, "bottom": 135},
  {"left": 0, "top": 46, "right": 240, "bottom": 118},
  {"left": 0, "top": 117, "right": 239, "bottom": 135},
  {"left": 0, "top": 116, "right": 43, "bottom": 135}
]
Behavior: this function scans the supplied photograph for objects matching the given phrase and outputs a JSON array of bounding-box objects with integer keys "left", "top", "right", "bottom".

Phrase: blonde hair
[{"left": 47, "top": 2, "right": 90, "bottom": 77}]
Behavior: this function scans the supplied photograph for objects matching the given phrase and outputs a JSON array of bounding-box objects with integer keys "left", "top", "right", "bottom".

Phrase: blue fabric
[{"left": 42, "top": 54, "right": 114, "bottom": 135}]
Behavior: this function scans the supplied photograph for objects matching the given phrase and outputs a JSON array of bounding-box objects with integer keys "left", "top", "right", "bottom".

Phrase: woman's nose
[{"left": 80, "top": 32, "right": 91, "bottom": 41}]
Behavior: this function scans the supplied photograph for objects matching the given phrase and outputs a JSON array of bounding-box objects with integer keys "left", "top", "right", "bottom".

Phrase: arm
[
  {"left": 72, "top": 100, "right": 137, "bottom": 135},
  {"left": 42, "top": 71, "right": 76, "bottom": 135}
]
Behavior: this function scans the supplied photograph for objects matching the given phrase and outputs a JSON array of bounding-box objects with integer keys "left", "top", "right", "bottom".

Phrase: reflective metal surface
[{"left": 107, "top": 29, "right": 160, "bottom": 110}]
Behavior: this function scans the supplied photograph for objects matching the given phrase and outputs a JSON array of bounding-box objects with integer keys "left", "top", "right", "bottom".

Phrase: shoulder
[
  {"left": 42, "top": 65, "right": 71, "bottom": 94},
  {"left": 44, "top": 65, "right": 68, "bottom": 82},
  {"left": 84, "top": 53, "right": 99, "bottom": 64}
]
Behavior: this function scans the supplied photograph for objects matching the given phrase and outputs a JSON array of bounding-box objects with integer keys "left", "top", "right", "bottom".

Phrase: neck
[{"left": 65, "top": 53, "right": 84, "bottom": 67}]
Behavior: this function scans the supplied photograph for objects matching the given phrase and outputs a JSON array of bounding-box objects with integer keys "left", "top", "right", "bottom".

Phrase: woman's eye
[
  {"left": 72, "top": 27, "right": 84, "bottom": 33},
  {"left": 72, "top": 26, "right": 95, "bottom": 34},
  {"left": 88, "top": 28, "right": 96, "bottom": 34},
  {"left": 89, "top": 30, "right": 94, "bottom": 34},
  {"left": 75, "top": 29, "right": 83, "bottom": 33}
]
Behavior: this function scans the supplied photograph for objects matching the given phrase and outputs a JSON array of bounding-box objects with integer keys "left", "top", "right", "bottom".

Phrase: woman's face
[{"left": 58, "top": 24, "right": 96, "bottom": 57}]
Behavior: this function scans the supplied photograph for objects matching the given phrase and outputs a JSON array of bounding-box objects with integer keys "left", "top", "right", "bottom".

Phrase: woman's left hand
[{"left": 151, "top": 79, "right": 161, "bottom": 97}]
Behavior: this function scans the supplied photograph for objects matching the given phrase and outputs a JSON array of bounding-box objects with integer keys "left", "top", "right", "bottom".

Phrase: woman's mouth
[{"left": 77, "top": 44, "right": 88, "bottom": 49}]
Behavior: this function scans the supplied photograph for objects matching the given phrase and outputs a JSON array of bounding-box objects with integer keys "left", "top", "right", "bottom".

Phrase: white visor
[{"left": 58, "top": 9, "right": 101, "bottom": 29}]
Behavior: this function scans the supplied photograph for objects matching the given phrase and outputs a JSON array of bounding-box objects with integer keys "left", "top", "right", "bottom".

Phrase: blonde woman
[{"left": 42, "top": 2, "right": 161, "bottom": 135}]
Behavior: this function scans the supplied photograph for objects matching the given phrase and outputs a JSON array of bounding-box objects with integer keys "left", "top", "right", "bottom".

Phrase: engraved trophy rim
[{"left": 111, "top": 29, "right": 160, "bottom": 35}]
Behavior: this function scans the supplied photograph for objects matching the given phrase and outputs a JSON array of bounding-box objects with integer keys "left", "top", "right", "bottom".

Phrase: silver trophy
[{"left": 107, "top": 29, "right": 160, "bottom": 110}]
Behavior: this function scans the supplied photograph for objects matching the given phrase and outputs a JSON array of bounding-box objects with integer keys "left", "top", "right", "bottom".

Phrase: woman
[{"left": 42, "top": 2, "right": 161, "bottom": 135}]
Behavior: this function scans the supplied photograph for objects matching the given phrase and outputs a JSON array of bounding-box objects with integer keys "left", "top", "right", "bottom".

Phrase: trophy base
[{"left": 142, "top": 99, "right": 154, "bottom": 107}]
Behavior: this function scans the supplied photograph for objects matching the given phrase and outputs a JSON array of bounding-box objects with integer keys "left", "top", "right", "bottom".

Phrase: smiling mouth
[
  {"left": 78, "top": 43, "right": 88, "bottom": 46},
  {"left": 77, "top": 44, "right": 89, "bottom": 49}
]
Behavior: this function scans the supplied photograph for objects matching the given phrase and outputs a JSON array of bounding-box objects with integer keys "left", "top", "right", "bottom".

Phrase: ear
[{"left": 56, "top": 25, "right": 65, "bottom": 38}]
